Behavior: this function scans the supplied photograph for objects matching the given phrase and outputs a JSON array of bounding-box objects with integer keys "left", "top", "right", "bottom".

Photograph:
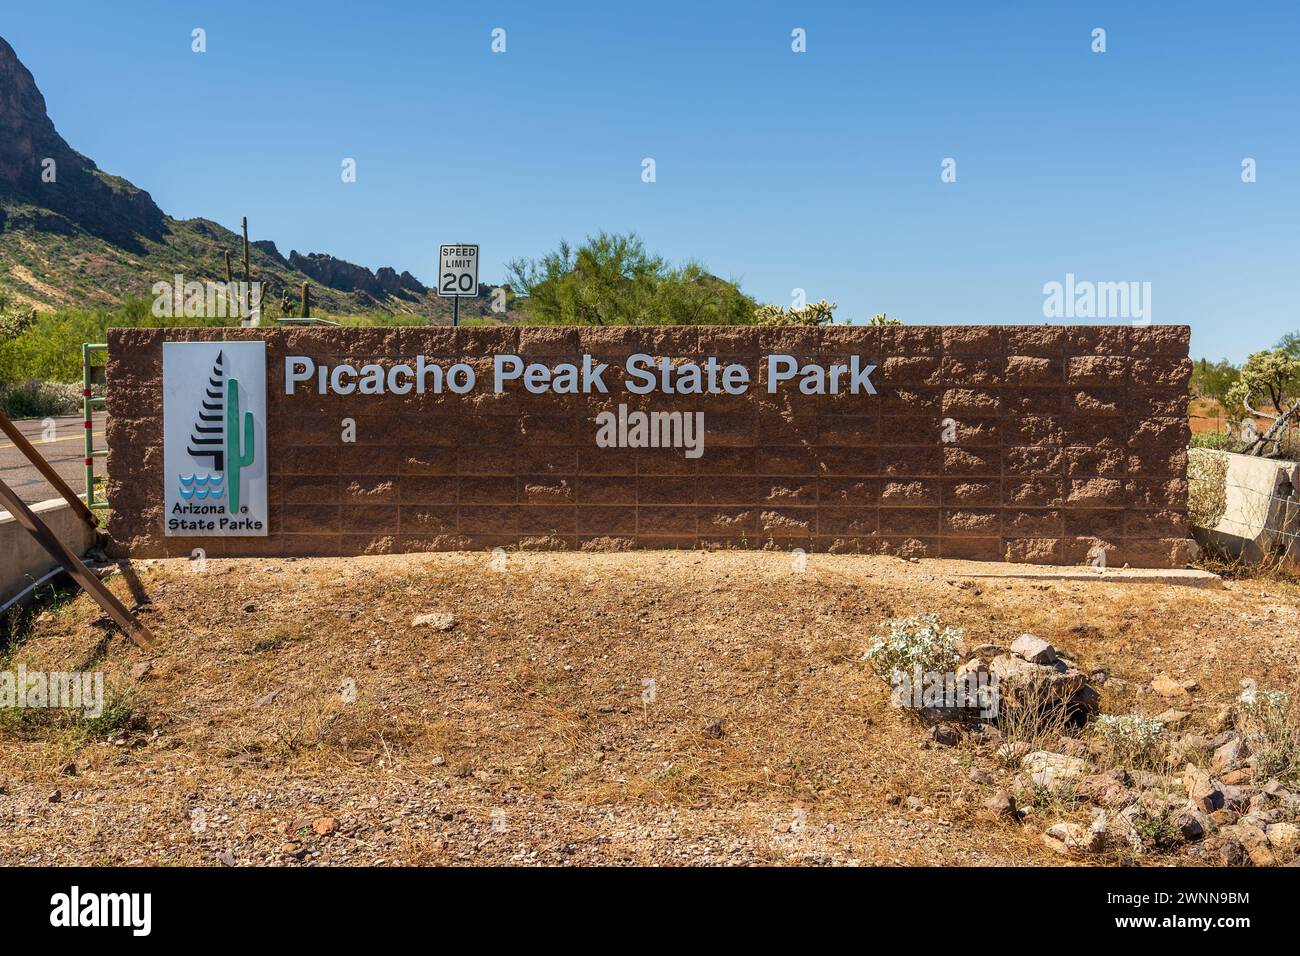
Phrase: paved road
[{"left": 0, "top": 411, "right": 107, "bottom": 507}]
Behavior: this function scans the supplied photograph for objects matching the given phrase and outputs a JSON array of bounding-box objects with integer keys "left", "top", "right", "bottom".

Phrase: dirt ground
[{"left": 1, "top": 551, "right": 1297, "bottom": 866}]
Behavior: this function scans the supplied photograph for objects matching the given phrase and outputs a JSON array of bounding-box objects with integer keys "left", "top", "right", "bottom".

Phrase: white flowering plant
[
  {"left": 863, "top": 613, "right": 964, "bottom": 683},
  {"left": 1092, "top": 714, "right": 1165, "bottom": 769},
  {"left": 1237, "top": 688, "right": 1298, "bottom": 783}
]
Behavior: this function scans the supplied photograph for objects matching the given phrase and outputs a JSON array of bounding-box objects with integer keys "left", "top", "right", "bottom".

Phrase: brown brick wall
[{"left": 104, "top": 324, "right": 1192, "bottom": 566}]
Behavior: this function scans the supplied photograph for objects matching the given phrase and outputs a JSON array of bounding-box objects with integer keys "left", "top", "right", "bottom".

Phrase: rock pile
[{"left": 989, "top": 634, "right": 1100, "bottom": 722}]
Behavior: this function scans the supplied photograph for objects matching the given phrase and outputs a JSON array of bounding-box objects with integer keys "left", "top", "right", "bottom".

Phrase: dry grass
[{"left": 1, "top": 551, "right": 1298, "bottom": 866}]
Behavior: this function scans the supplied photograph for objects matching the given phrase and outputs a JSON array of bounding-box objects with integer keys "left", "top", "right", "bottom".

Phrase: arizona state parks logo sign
[{"left": 162, "top": 341, "right": 268, "bottom": 535}]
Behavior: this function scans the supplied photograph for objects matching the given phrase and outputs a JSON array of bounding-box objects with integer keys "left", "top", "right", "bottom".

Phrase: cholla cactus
[
  {"left": 0, "top": 287, "right": 36, "bottom": 341},
  {"left": 754, "top": 299, "right": 836, "bottom": 327},
  {"left": 863, "top": 612, "right": 963, "bottom": 682}
]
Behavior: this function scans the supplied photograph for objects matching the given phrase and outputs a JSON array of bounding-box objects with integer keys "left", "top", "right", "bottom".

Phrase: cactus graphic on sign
[{"left": 225, "top": 376, "right": 254, "bottom": 514}]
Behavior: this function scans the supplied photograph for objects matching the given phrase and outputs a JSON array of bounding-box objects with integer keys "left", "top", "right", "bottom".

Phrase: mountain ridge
[{"left": 0, "top": 35, "right": 503, "bottom": 319}]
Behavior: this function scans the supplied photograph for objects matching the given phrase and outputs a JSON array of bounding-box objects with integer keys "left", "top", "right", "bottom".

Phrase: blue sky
[{"left": 4, "top": 1, "right": 1297, "bottom": 361}]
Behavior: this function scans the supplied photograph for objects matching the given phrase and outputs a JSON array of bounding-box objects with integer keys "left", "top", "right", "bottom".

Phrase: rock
[
  {"left": 1261, "top": 779, "right": 1289, "bottom": 798},
  {"left": 905, "top": 796, "right": 925, "bottom": 811},
  {"left": 412, "top": 612, "right": 457, "bottom": 632},
  {"left": 1207, "top": 729, "right": 1237, "bottom": 749},
  {"left": 967, "top": 723, "right": 1002, "bottom": 746},
  {"left": 1215, "top": 835, "right": 1250, "bottom": 866},
  {"left": 1110, "top": 809, "right": 1145, "bottom": 852},
  {"left": 1169, "top": 733, "right": 1212, "bottom": 764},
  {"left": 431, "top": 756, "right": 446, "bottom": 767},
  {"left": 1209, "top": 808, "right": 1240, "bottom": 827},
  {"left": 1011, "top": 634, "right": 1057, "bottom": 665},
  {"left": 1185, "top": 764, "right": 1225, "bottom": 813},
  {"left": 968, "top": 768, "right": 994, "bottom": 786},
  {"left": 1235, "top": 824, "right": 1274, "bottom": 866},
  {"left": 216, "top": 850, "right": 236, "bottom": 866},
  {"left": 48, "top": 789, "right": 62, "bottom": 803},
  {"left": 1221, "top": 767, "right": 1253, "bottom": 786},
  {"left": 1221, "top": 784, "right": 1256, "bottom": 812},
  {"left": 1154, "top": 709, "right": 1190, "bottom": 730},
  {"left": 58, "top": 761, "right": 77, "bottom": 777},
  {"left": 985, "top": 790, "right": 1018, "bottom": 817},
  {"left": 1131, "top": 770, "right": 1172, "bottom": 790},
  {"left": 926, "top": 725, "right": 960, "bottom": 747},
  {"left": 1211, "top": 736, "right": 1247, "bottom": 774},
  {"left": 254, "top": 688, "right": 283, "bottom": 707},
  {"left": 1080, "top": 772, "right": 1137, "bottom": 808},
  {"left": 970, "top": 644, "right": 1002, "bottom": 658},
  {"left": 312, "top": 817, "right": 337, "bottom": 836},
  {"left": 1152, "top": 674, "right": 1197, "bottom": 698},
  {"left": 1170, "top": 806, "right": 1208, "bottom": 842},
  {"left": 1057, "top": 736, "right": 1090, "bottom": 758},
  {"left": 989, "top": 650, "right": 1098, "bottom": 720},
  {"left": 1022, "top": 751, "right": 1089, "bottom": 792},
  {"left": 1266, "top": 822, "right": 1300, "bottom": 850},
  {"left": 1043, "top": 816, "right": 1105, "bottom": 854},
  {"left": 130, "top": 661, "right": 153, "bottom": 681},
  {"left": 997, "top": 741, "right": 1030, "bottom": 764},
  {"left": 703, "top": 720, "right": 724, "bottom": 739}
]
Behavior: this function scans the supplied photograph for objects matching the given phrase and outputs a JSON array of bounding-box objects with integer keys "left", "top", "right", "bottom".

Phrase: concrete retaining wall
[
  {"left": 0, "top": 497, "right": 96, "bottom": 601},
  {"left": 1190, "top": 448, "right": 1300, "bottom": 567}
]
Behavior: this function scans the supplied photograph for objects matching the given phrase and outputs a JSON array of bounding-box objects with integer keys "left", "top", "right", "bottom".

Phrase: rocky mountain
[{"left": 0, "top": 35, "right": 507, "bottom": 319}]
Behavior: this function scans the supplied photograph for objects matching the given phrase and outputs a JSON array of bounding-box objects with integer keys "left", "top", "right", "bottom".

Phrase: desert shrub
[
  {"left": 863, "top": 613, "right": 963, "bottom": 682},
  {"left": 0, "top": 297, "right": 229, "bottom": 385},
  {"left": 1189, "top": 431, "right": 1241, "bottom": 452},
  {"left": 0, "top": 379, "right": 91, "bottom": 418},
  {"left": 995, "top": 688, "right": 1076, "bottom": 765},
  {"left": 1187, "top": 447, "right": 1230, "bottom": 528},
  {"left": 1237, "top": 688, "right": 1300, "bottom": 783},
  {"left": 1092, "top": 714, "right": 1165, "bottom": 770}
]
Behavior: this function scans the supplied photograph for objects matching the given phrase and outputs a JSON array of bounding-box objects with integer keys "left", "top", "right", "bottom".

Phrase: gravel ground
[{"left": 2, "top": 551, "right": 1296, "bottom": 866}]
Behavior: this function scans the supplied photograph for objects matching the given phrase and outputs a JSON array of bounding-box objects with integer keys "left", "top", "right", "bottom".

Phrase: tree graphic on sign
[{"left": 187, "top": 351, "right": 226, "bottom": 473}]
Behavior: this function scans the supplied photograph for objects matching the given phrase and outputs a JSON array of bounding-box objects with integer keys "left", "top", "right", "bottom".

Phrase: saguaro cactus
[
  {"left": 301, "top": 281, "right": 311, "bottom": 318},
  {"left": 225, "top": 378, "right": 255, "bottom": 514}
]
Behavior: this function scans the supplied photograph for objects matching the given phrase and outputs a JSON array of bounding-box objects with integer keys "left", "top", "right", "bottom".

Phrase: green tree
[
  {"left": 505, "top": 232, "right": 755, "bottom": 325},
  {"left": 1189, "top": 357, "right": 1240, "bottom": 405}
]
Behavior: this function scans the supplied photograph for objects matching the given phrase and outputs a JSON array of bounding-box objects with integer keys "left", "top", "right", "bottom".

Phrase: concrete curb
[
  {"left": 930, "top": 559, "right": 1222, "bottom": 588},
  {"left": 0, "top": 496, "right": 96, "bottom": 601}
]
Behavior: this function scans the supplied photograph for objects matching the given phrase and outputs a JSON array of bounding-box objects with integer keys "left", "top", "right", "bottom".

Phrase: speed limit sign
[{"left": 438, "top": 244, "right": 479, "bottom": 298}]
